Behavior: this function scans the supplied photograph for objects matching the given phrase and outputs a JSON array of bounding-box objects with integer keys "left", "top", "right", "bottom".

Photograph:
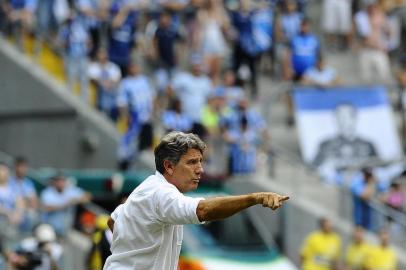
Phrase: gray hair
[{"left": 154, "top": 132, "right": 206, "bottom": 174}]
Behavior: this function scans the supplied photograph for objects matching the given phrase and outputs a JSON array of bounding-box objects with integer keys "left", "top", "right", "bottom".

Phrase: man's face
[
  {"left": 336, "top": 105, "right": 357, "bottom": 139},
  {"left": 160, "top": 13, "right": 171, "bottom": 27},
  {"left": 316, "top": 59, "right": 324, "bottom": 70},
  {"left": 191, "top": 63, "right": 202, "bottom": 76},
  {"left": 53, "top": 178, "right": 66, "bottom": 193},
  {"left": 224, "top": 71, "right": 235, "bottom": 86},
  {"left": 379, "top": 230, "right": 389, "bottom": 246},
  {"left": 321, "top": 219, "right": 333, "bottom": 233},
  {"left": 353, "top": 227, "right": 364, "bottom": 243},
  {"left": 287, "top": 1, "right": 297, "bottom": 13},
  {"left": 169, "top": 148, "right": 204, "bottom": 193},
  {"left": 97, "top": 49, "right": 108, "bottom": 63},
  {"left": 128, "top": 63, "right": 140, "bottom": 76},
  {"left": 15, "top": 163, "right": 27, "bottom": 178},
  {"left": 300, "top": 22, "right": 310, "bottom": 34}
]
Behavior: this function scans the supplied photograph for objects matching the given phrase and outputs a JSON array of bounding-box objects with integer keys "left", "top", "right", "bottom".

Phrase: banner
[{"left": 293, "top": 86, "right": 402, "bottom": 181}]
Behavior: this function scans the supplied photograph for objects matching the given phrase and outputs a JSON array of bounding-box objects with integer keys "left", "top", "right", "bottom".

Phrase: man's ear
[{"left": 163, "top": 160, "right": 174, "bottom": 175}]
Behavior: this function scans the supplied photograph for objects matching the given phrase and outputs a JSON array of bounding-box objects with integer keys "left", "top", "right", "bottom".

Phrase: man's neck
[{"left": 161, "top": 172, "right": 173, "bottom": 183}]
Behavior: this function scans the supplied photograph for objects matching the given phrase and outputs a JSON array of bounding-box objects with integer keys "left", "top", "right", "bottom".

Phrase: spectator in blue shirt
[
  {"left": 108, "top": 0, "right": 143, "bottom": 76},
  {"left": 351, "top": 168, "right": 378, "bottom": 230},
  {"left": 9, "top": 157, "right": 39, "bottom": 232},
  {"left": 162, "top": 97, "right": 193, "bottom": 133},
  {"left": 88, "top": 47, "right": 122, "bottom": 121},
  {"left": 75, "top": 0, "right": 103, "bottom": 57},
  {"left": 231, "top": 1, "right": 261, "bottom": 98},
  {"left": 36, "top": 0, "right": 56, "bottom": 44},
  {"left": 300, "top": 55, "right": 341, "bottom": 87},
  {"left": 275, "top": 0, "right": 302, "bottom": 78},
  {"left": 40, "top": 174, "right": 91, "bottom": 237},
  {"left": 224, "top": 115, "right": 260, "bottom": 175},
  {"left": 152, "top": 10, "right": 182, "bottom": 93},
  {"left": 283, "top": 18, "right": 320, "bottom": 81},
  {"left": 6, "top": 0, "right": 37, "bottom": 51},
  {"left": 277, "top": 0, "right": 302, "bottom": 45},
  {"left": 58, "top": 12, "right": 91, "bottom": 103},
  {"left": 9, "top": 157, "right": 37, "bottom": 210},
  {"left": 153, "top": 11, "right": 181, "bottom": 72},
  {"left": 221, "top": 98, "right": 267, "bottom": 134},
  {"left": 220, "top": 69, "right": 246, "bottom": 109},
  {"left": 0, "top": 163, "right": 24, "bottom": 228},
  {"left": 117, "top": 61, "right": 156, "bottom": 151},
  {"left": 171, "top": 55, "right": 213, "bottom": 138}
]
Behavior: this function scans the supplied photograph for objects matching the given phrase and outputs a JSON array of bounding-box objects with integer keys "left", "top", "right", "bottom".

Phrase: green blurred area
[
  {"left": 28, "top": 168, "right": 227, "bottom": 202},
  {"left": 28, "top": 168, "right": 153, "bottom": 200}
]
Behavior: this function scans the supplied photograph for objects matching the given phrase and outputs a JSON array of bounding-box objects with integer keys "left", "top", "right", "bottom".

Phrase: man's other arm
[
  {"left": 108, "top": 217, "right": 115, "bottom": 232},
  {"left": 196, "top": 192, "right": 289, "bottom": 222}
]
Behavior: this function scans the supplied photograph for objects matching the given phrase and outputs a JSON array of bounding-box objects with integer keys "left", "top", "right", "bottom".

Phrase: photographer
[{"left": 12, "top": 224, "right": 63, "bottom": 270}]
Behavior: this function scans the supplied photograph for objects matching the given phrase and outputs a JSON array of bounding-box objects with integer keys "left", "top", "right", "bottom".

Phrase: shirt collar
[
  {"left": 155, "top": 170, "right": 166, "bottom": 181},
  {"left": 155, "top": 170, "right": 178, "bottom": 189}
]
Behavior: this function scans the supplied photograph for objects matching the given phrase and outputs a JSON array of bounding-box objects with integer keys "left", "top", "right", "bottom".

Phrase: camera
[{"left": 15, "top": 250, "right": 43, "bottom": 270}]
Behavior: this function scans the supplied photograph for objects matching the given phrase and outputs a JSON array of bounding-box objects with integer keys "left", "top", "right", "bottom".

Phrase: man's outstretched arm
[{"left": 196, "top": 192, "right": 289, "bottom": 222}]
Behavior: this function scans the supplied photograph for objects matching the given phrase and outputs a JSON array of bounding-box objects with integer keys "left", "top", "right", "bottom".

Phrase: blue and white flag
[{"left": 293, "top": 86, "right": 402, "bottom": 181}]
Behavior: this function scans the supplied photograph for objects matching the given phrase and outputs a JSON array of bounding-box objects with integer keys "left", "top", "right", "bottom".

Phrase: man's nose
[{"left": 196, "top": 162, "right": 204, "bottom": 174}]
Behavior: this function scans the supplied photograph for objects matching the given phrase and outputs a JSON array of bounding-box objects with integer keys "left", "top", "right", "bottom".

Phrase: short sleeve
[
  {"left": 24, "top": 180, "right": 37, "bottom": 197},
  {"left": 111, "top": 204, "right": 123, "bottom": 221},
  {"left": 40, "top": 190, "right": 49, "bottom": 204},
  {"left": 111, "top": 64, "right": 122, "bottom": 81},
  {"left": 146, "top": 78, "right": 156, "bottom": 99},
  {"left": 154, "top": 187, "right": 204, "bottom": 225},
  {"left": 204, "top": 79, "right": 213, "bottom": 97},
  {"left": 69, "top": 186, "right": 85, "bottom": 198},
  {"left": 40, "top": 189, "right": 54, "bottom": 206},
  {"left": 171, "top": 73, "right": 186, "bottom": 94},
  {"left": 88, "top": 63, "right": 99, "bottom": 79},
  {"left": 117, "top": 81, "right": 129, "bottom": 107},
  {"left": 351, "top": 178, "right": 365, "bottom": 196},
  {"left": 315, "top": 37, "right": 320, "bottom": 53}
]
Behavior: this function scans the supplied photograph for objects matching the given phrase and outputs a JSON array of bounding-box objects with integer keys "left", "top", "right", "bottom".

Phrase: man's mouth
[{"left": 192, "top": 179, "right": 200, "bottom": 183}]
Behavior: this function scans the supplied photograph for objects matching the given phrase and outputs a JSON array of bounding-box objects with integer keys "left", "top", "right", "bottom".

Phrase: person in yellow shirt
[
  {"left": 300, "top": 218, "right": 342, "bottom": 270},
  {"left": 364, "top": 229, "right": 397, "bottom": 270},
  {"left": 345, "top": 226, "right": 372, "bottom": 270}
]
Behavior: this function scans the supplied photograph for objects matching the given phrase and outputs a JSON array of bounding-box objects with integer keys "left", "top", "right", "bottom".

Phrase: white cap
[{"left": 34, "top": 224, "right": 57, "bottom": 243}]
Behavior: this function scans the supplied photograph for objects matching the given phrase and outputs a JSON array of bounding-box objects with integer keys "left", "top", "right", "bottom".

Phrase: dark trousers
[
  {"left": 138, "top": 122, "right": 153, "bottom": 151},
  {"left": 232, "top": 43, "right": 259, "bottom": 98},
  {"left": 353, "top": 196, "right": 372, "bottom": 230}
]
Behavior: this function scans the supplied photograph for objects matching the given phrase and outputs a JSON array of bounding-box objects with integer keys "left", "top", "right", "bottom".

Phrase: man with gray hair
[{"left": 104, "top": 132, "right": 289, "bottom": 270}]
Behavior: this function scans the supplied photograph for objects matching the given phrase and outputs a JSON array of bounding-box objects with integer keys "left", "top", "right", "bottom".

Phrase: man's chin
[
  {"left": 192, "top": 182, "right": 199, "bottom": 188},
  {"left": 188, "top": 182, "right": 199, "bottom": 191}
]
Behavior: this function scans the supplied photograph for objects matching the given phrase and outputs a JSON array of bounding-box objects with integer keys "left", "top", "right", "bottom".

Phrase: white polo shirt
[{"left": 103, "top": 171, "right": 204, "bottom": 270}]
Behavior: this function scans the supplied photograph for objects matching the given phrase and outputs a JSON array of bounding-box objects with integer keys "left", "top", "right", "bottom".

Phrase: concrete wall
[{"left": 0, "top": 38, "right": 119, "bottom": 169}]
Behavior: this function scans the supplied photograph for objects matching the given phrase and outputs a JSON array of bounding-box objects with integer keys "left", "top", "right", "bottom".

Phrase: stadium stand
[{"left": 1, "top": 0, "right": 406, "bottom": 269}]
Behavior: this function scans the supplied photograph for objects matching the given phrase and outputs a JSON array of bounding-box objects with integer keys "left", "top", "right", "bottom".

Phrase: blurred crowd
[
  {"left": 0, "top": 0, "right": 281, "bottom": 176},
  {"left": 1, "top": 0, "right": 406, "bottom": 176},
  {"left": 0, "top": 157, "right": 91, "bottom": 270},
  {"left": 1, "top": 0, "right": 406, "bottom": 268}
]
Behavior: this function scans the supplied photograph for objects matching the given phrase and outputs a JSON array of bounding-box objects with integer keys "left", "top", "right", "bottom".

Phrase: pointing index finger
[{"left": 280, "top": 196, "right": 290, "bottom": 202}]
